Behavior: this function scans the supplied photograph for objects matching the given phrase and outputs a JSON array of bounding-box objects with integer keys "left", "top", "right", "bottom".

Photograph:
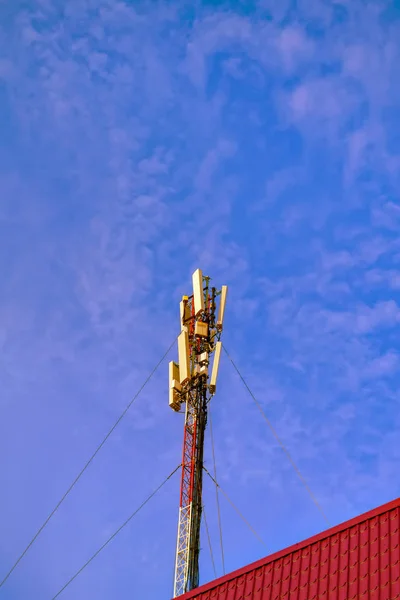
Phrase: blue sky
[{"left": 1, "top": 0, "right": 400, "bottom": 597}]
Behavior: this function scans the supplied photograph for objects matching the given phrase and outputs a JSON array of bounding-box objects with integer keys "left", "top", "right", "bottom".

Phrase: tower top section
[{"left": 169, "top": 268, "right": 228, "bottom": 413}]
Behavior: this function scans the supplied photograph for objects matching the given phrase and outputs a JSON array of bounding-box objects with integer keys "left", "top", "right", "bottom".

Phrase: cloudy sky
[{"left": 1, "top": 0, "right": 400, "bottom": 598}]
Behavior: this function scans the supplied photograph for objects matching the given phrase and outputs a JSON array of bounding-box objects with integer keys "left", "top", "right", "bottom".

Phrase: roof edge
[{"left": 179, "top": 496, "right": 400, "bottom": 599}]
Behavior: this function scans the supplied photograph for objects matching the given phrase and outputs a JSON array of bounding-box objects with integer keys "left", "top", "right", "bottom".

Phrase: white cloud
[{"left": 276, "top": 26, "right": 314, "bottom": 74}]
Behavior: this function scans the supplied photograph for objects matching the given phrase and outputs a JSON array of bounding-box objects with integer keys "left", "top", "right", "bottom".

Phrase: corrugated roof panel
[{"left": 177, "top": 497, "right": 400, "bottom": 600}]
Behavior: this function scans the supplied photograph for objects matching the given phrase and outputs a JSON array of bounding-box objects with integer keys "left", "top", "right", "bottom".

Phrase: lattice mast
[{"left": 169, "top": 269, "right": 228, "bottom": 598}]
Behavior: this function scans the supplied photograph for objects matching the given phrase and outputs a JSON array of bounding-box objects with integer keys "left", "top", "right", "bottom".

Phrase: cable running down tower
[{"left": 169, "top": 269, "right": 228, "bottom": 597}]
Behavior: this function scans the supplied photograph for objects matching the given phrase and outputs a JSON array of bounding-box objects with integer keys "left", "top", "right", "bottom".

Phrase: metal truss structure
[{"left": 169, "top": 269, "right": 227, "bottom": 597}]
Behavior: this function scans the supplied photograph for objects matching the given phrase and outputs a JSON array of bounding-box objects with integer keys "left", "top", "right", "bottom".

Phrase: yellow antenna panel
[{"left": 192, "top": 268, "right": 204, "bottom": 316}]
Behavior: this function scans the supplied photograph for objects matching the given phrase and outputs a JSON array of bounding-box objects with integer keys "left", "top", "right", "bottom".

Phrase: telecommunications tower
[{"left": 169, "top": 268, "right": 228, "bottom": 597}]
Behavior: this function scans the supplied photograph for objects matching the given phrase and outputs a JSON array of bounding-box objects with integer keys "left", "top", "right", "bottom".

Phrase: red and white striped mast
[{"left": 169, "top": 269, "right": 228, "bottom": 597}]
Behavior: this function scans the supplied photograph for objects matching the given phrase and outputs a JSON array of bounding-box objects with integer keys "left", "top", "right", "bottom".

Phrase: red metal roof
[{"left": 178, "top": 497, "right": 400, "bottom": 600}]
